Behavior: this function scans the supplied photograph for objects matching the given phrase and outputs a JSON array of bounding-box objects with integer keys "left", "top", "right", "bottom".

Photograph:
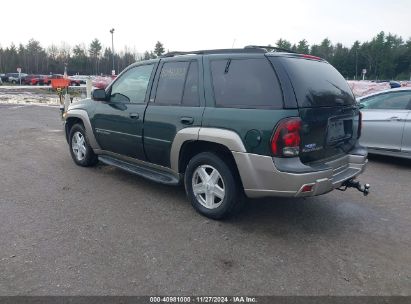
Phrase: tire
[
  {"left": 184, "top": 152, "right": 244, "bottom": 220},
  {"left": 68, "top": 123, "right": 98, "bottom": 167}
]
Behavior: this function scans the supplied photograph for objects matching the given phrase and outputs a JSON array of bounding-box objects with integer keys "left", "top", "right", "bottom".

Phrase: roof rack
[
  {"left": 162, "top": 48, "right": 266, "bottom": 58},
  {"left": 162, "top": 46, "right": 296, "bottom": 58},
  {"left": 244, "top": 45, "right": 297, "bottom": 53}
]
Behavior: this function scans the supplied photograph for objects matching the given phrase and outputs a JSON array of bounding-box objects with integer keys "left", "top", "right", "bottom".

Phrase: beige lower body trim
[
  {"left": 66, "top": 109, "right": 101, "bottom": 150},
  {"left": 169, "top": 127, "right": 247, "bottom": 172},
  {"left": 233, "top": 152, "right": 367, "bottom": 199}
]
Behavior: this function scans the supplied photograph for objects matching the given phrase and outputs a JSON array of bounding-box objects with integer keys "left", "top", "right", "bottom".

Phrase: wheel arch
[
  {"left": 171, "top": 127, "right": 246, "bottom": 171},
  {"left": 65, "top": 109, "right": 100, "bottom": 149},
  {"left": 65, "top": 116, "right": 83, "bottom": 143},
  {"left": 172, "top": 127, "right": 247, "bottom": 188}
]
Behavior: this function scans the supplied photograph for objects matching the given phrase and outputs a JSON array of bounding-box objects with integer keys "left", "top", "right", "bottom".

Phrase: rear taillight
[
  {"left": 357, "top": 111, "right": 362, "bottom": 138},
  {"left": 301, "top": 54, "right": 323, "bottom": 61},
  {"left": 271, "top": 117, "right": 302, "bottom": 157}
]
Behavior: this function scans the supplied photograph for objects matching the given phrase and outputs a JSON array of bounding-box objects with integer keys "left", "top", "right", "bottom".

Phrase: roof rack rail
[
  {"left": 161, "top": 46, "right": 296, "bottom": 58},
  {"left": 162, "top": 48, "right": 267, "bottom": 57},
  {"left": 162, "top": 51, "right": 199, "bottom": 57},
  {"left": 244, "top": 45, "right": 297, "bottom": 54}
]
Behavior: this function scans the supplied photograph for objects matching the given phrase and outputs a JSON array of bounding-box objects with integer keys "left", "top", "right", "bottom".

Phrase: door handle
[
  {"left": 388, "top": 116, "right": 401, "bottom": 121},
  {"left": 180, "top": 116, "right": 194, "bottom": 125},
  {"left": 129, "top": 113, "right": 139, "bottom": 119}
]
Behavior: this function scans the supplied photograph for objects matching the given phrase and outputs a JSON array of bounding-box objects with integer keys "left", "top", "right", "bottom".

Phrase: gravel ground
[{"left": 0, "top": 103, "right": 410, "bottom": 296}]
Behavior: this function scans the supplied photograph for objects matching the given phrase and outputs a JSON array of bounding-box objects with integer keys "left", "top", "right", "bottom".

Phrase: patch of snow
[
  {"left": 348, "top": 81, "right": 411, "bottom": 97},
  {"left": 0, "top": 87, "right": 87, "bottom": 105}
]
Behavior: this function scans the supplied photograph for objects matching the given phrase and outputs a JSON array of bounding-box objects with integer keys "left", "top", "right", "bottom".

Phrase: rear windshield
[{"left": 278, "top": 57, "right": 355, "bottom": 108}]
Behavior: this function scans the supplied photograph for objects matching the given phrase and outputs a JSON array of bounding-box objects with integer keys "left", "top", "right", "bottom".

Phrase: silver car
[{"left": 358, "top": 88, "right": 411, "bottom": 159}]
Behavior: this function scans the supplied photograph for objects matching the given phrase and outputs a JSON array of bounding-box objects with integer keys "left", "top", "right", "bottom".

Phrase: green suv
[{"left": 64, "top": 46, "right": 369, "bottom": 219}]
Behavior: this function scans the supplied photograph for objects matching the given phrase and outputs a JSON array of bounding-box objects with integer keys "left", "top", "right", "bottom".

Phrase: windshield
[{"left": 277, "top": 57, "right": 355, "bottom": 108}]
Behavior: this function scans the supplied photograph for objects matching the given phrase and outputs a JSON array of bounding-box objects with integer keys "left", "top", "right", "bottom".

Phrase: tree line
[
  {"left": 0, "top": 32, "right": 410, "bottom": 80},
  {"left": 0, "top": 40, "right": 166, "bottom": 77},
  {"left": 275, "top": 31, "right": 411, "bottom": 80}
]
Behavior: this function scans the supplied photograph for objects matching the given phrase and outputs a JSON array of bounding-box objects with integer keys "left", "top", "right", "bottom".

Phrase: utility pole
[
  {"left": 355, "top": 49, "right": 358, "bottom": 80},
  {"left": 110, "top": 28, "right": 115, "bottom": 75},
  {"left": 231, "top": 38, "right": 236, "bottom": 48}
]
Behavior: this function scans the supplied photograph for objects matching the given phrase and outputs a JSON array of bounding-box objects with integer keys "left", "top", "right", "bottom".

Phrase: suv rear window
[
  {"left": 210, "top": 58, "right": 283, "bottom": 108},
  {"left": 277, "top": 57, "right": 355, "bottom": 108}
]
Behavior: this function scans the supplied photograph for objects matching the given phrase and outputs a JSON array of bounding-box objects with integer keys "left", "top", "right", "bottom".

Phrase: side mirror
[{"left": 92, "top": 89, "right": 107, "bottom": 101}]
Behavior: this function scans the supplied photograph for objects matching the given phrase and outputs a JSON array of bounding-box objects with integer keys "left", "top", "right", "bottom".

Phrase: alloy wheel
[
  {"left": 71, "top": 131, "right": 87, "bottom": 161},
  {"left": 192, "top": 165, "right": 225, "bottom": 209}
]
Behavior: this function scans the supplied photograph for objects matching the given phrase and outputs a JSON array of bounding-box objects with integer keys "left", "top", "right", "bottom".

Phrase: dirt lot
[{"left": 0, "top": 103, "right": 410, "bottom": 295}]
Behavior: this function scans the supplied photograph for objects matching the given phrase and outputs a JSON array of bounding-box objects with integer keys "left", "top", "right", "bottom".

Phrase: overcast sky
[{"left": 1, "top": 0, "right": 411, "bottom": 53}]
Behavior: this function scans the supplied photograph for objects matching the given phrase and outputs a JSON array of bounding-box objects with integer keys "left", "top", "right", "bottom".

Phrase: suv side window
[
  {"left": 110, "top": 64, "right": 154, "bottom": 103},
  {"left": 361, "top": 91, "right": 411, "bottom": 110},
  {"left": 182, "top": 61, "right": 200, "bottom": 106},
  {"left": 210, "top": 58, "right": 283, "bottom": 108},
  {"left": 155, "top": 62, "right": 189, "bottom": 105}
]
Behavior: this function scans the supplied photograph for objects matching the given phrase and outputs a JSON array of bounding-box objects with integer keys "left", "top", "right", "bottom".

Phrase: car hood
[{"left": 67, "top": 98, "right": 93, "bottom": 111}]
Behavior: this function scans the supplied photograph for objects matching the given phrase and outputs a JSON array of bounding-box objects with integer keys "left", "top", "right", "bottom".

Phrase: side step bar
[{"left": 98, "top": 155, "right": 180, "bottom": 186}]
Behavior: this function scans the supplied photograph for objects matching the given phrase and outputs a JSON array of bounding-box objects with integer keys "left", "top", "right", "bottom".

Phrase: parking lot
[{"left": 0, "top": 103, "right": 410, "bottom": 295}]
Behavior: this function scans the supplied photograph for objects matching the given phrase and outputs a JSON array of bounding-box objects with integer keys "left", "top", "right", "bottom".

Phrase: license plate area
[{"left": 327, "top": 116, "right": 353, "bottom": 144}]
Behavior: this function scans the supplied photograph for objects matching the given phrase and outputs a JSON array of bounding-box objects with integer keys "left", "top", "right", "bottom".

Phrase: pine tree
[
  {"left": 89, "top": 39, "right": 102, "bottom": 74},
  {"left": 154, "top": 41, "right": 165, "bottom": 57}
]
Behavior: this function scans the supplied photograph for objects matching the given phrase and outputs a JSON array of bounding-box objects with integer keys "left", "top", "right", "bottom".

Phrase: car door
[
  {"left": 91, "top": 63, "right": 156, "bottom": 160},
  {"left": 143, "top": 57, "right": 205, "bottom": 167},
  {"left": 360, "top": 90, "right": 411, "bottom": 151},
  {"left": 401, "top": 104, "right": 411, "bottom": 154}
]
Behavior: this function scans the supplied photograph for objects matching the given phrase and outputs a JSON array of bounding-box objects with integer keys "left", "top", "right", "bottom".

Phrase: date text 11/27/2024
[{"left": 149, "top": 296, "right": 257, "bottom": 303}]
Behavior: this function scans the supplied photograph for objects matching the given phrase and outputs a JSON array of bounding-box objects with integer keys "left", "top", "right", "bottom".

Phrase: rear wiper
[
  {"left": 224, "top": 59, "right": 232, "bottom": 74},
  {"left": 327, "top": 80, "right": 344, "bottom": 93}
]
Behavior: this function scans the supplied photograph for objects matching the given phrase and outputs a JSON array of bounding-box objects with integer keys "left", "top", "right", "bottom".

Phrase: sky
[{"left": 1, "top": 0, "right": 411, "bottom": 54}]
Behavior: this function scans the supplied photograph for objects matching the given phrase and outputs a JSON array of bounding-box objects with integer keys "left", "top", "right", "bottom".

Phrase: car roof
[
  {"left": 129, "top": 48, "right": 325, "bottom": 68},
  {"left": 357, "top": 87, "right": 411, "bottom": 101}
]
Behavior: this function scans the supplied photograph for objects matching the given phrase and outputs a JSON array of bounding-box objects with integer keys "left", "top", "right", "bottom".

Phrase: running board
[{"left": 98, "top": 155, "right": 180, "bottom": 185}]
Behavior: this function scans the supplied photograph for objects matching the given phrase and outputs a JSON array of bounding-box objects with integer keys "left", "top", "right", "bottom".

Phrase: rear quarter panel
[
  {"left": 202, "top": 53, "right": 298, "bottom": 156},
  {"left": 201, "top": 108, "right": 298, "bottom": 155}
]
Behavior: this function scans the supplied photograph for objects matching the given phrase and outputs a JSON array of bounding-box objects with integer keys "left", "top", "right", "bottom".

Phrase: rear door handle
[
  {"left": 180, "top": 116, "right": 194, "bottom": 125},
  {"left": 129, "top": 113, "right": 139, "bottom": 119},
  {"left": 388, "top": 116, "right": 401, "bottom": 121}
]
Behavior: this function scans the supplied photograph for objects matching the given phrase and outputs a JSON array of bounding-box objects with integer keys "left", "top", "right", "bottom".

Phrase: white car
[{"left": 357, "top": 88, "right": 411, "bottom": 159}]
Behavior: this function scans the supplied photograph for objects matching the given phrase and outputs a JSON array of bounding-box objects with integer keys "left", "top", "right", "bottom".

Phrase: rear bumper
[{"left": 233, "top": 146, "right": 368, "bottom": 198}]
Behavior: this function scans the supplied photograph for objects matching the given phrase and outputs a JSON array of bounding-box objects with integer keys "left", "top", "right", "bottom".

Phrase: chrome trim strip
[
  {"left": 95, "top": 128, "right": 142, "bottom": 138},
  {"left": 144, "top": 136, "right": 171, "bottom": 143}
]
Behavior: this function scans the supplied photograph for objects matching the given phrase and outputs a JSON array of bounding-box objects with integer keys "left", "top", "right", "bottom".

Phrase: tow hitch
[{"left": 338, "top": 179, "right": 370, "bottom": 196}]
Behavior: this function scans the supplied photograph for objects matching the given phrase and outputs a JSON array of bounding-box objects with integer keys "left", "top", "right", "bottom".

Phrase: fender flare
[
  {"left": 170, "top": 127, "right": 246, "bottom": 172},
  {"left": 65, "top": 109, "right": 101, "bottom": 150}
]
